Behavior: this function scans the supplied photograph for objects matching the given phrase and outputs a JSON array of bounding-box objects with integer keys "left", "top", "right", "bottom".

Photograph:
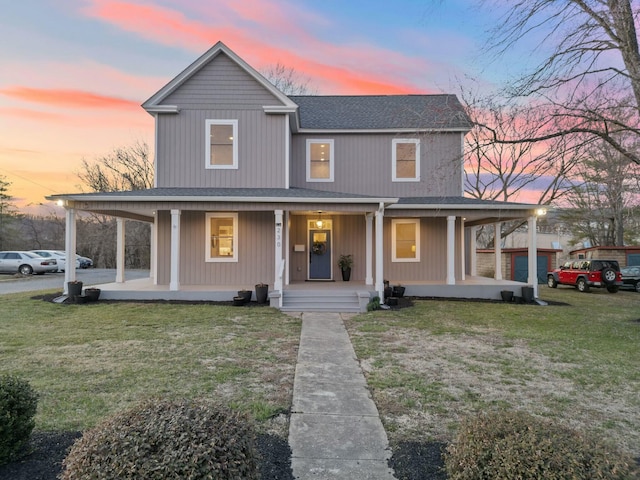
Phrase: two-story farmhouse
[{"left": 50, "top": 42, "right": 542, "bottom": 311}]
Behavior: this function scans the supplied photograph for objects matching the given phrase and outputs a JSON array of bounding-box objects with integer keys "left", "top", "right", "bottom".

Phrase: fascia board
[{"left": 48, "top": 194, "right": 399, "bottom": 204}]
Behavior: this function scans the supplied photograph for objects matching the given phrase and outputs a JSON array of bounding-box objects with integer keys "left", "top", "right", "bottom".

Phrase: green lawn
[
  {"left": 0, "top": 292, "right": 301, "bottom": 435},
  {"left": 2, "top": 287, "right": 639, "bottom": 457},
  {"left": 345, "top": 287, "right": 640, "bottom": 455}
]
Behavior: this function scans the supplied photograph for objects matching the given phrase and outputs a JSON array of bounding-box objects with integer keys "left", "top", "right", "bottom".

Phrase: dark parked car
[
  {"left": 0, "top": 251, "right": 58, "bottom": 275},
  {"left": 620, "top": 266, "right": 640, "bottom": 293},
  {"left": 547, "top": 259, "right": 622, "bottom": 293}
]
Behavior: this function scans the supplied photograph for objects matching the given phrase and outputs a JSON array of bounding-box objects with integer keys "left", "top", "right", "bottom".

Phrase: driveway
[{"left": 0, "top": 269, "right": 150, "bottom": 295}]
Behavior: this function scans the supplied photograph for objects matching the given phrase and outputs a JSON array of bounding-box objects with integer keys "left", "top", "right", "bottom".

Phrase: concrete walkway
[{"left": 288, "top": 312, "right": 397, "bottom": 479}]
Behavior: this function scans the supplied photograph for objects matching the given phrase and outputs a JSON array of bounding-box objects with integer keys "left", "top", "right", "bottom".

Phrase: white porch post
[
  {"left": 115, "top": 217, "right": 125, "bottom": 283},
  {"left": 63, "top": 207, "right": 77, "bottom": 294},
  {"left": 375, "top": 203, "right": 384, "bottom": 300},
  {"left": 365, "top": 213, "right": 373, "bottom": 285},
  {"left": 274, "top": 210, "right": 284, "bottom": 292},
  {"left": 284, "top": 211, "right": 290, "bottom": 286},
  {"left": 460, "top": 218, "right": 466, "bottom": 281},
  {"left": 470, "top": 225, "right": 478, "bottom": 276},
  {"left": 528, "top": 215, "right": 538, "bottom": 298},
  {"left": 150, "top": 215, "right": 157, "bottom": 285},
  {"left": 169, "top": 209, "right": 180, "bottom": 291},
  {"left": 446, "top": 215, "right": 456, "bottom": 285},
  {"left": 494, "top": 222, "right": 503, "bottom": 280}
]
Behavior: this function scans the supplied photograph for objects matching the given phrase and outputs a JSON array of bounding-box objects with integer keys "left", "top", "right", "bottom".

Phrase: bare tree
[
  {"left": 76, "top": 141, "right": 153, "bottom": 268},
  {"left": 462, "top": 93, "right": 581, "bottom": 246},
  {"left": 560, "top": 133, "right": 640, "bottom": 246},
  {"left": 261, "top": 63, "right": 317, "bottom": 95},
  {"left": 478, "top": 0, "right": 640, "bottom": 165},
  {"left": 77, "top": 141, "right": 153, "bottom": 192}
]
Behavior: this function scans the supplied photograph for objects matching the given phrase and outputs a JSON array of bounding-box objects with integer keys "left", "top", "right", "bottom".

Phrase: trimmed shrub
[
  {"left": 445, "top": 410, "right": 639, "bottom": 479},
  {"left": 367, "top": 295, "right": 381, "bottom": 311},
  {"left": 61, "top": 399, "right": 259, "bottom": 480},
  {"left": 0, "top": 375, "right": 38, "bottom": 465}
]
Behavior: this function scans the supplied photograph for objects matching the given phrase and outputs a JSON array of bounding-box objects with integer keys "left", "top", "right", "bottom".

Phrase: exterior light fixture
[
  {"left": 536, "top": 208, "right": 547, "bottom": 216},
  {"left": 315, "top": 212, "right": 323, "bottom": 229}
]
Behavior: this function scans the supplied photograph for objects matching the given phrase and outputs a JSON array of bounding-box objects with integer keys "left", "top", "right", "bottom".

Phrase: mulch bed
[{"left": 0, "top": 431, "right": 448, "bottom": 480}]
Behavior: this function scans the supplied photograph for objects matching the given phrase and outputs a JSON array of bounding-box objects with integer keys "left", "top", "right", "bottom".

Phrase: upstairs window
[
  {"left": 306, "top": 139, "right": 334, "bottom": 182},
  {"left": 392, "top": 219, "right": 420, "bottom": 262},
  {"left": 206, "top": 213, "right": 238, "bottom": 262},
  {"left": 206, "top": 120, "right": 238, "bottom": 169},
  {"left": 392, "top": 139, "right": 420, "bottom": 181}
]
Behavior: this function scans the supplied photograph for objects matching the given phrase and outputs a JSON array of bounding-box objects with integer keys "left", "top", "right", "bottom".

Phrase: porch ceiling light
[
  {"left": 316, "top": 211, "right": 323, "bottom": 229},
  {"left": 536, "top": 208, "right": 547, "bottom": 216}
]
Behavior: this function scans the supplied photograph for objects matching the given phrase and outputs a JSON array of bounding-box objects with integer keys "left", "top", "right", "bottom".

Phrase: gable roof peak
[{"left": 142, "top": 41, "right": 297, "bottom": 113}]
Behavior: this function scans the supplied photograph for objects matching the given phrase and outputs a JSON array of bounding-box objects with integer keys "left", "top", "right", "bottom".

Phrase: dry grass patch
[{"left": 346, "top": 288, "right": 640, "bottom": 456}]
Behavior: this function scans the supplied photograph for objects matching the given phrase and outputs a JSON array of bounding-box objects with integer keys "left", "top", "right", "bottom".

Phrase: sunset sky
[{"left": 0, "top": 0, "right": 536, "bottom": 213}]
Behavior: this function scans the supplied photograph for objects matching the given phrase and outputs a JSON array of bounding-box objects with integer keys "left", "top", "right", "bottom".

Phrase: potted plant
[
  {"left": 67, "top": 281, "right": 83, "bottom": 297},
  {"left": 84, "top": 287, "right": 101, "bottom": 302},
  {"left": 338, "top": 254, "right": 353, "bottom": 281},
  {"left": 392, "top": 284, "right": 405, "bottom": 298},
  {"left": 237, "top": 289, "right": 252, "bottom": 303},
  {"left": 255, "top": 283, "right": 269, "bottom": 304}
]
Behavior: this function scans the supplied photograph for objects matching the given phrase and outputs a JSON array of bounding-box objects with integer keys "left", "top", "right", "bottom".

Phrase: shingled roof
[{"left": 289, "top": 94, "right": 472, "bottom": 131}]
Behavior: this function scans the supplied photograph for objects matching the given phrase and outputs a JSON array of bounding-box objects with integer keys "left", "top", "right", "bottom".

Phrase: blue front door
[{"left": 309, "top": 230, "right": 332, "bottom": 280}]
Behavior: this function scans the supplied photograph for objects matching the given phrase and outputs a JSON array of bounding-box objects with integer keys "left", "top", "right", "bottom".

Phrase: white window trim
[
  {"left": 205, "top": 119, "right": 238, "bottom": 170},
  {"left": 392, "top": 138, "right": 420, "bottom": 182},
  {"left": 306, "top": 139, "right": 334, "bottom": 182},
  {"left": 205, "top": 212, "right": 238, "bottom": 262},
  {"left": 391, "top": 218, "right": 420, "bottom": 262}
]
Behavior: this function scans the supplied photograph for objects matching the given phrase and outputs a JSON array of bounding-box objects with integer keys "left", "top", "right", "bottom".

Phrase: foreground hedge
[
  {"left": 445, "top": 410, "right": 638, "bottom": 479},
  {"left": 61, "top": 399, "right": 259, "bottom": 479},
  {"left": 0, "top": 375, "right": 38, "bottom": 465}
]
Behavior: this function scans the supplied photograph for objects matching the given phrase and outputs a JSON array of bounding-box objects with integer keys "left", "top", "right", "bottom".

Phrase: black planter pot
[
  {"left": 500, "top": 290, "right": 514, "bottom": 302},
  {"left": 67, "top": 281, "right": 83, "bottom": 297},
  {"left": 521, "top": 286, "right": 534, "bottom": 303},
  {"left": 232, "top": 296, "right": 247, "bottom": 306},
  {"left": 392, "top": 286, "right": 405, "bottom": 298},
  {"left": 84, "top": 288, "right": 101, "bottom": 302},
  {"left": 386, "top": 297, "right": 398, "bottom": 306},
  {"left": 237, "top": 290, "right": 252, "bottom": 303},
  {"left": 341, "top": 267, "right": 351, "bottom": 282},
  {"left": 255, "top": 284, "right": 269, "bottom": 304},
  {"left": 383, "top": 287, "right": 393, "bottom": 300}
]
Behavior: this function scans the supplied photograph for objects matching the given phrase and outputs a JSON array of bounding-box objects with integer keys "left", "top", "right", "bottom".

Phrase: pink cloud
[
  {"left": 0, "top": 87, "right": 140, "bottom": 110},
  {"left": 79, "top": 0, "right": 439, "bottom": 94}
]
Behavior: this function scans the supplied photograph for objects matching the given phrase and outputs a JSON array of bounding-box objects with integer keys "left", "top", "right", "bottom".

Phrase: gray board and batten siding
[
  {"left": 289, "top": 132, "right": 464, "bottom": 197},
  {"left": 156, "top": 52, "right": 289, "bottom": 189}
]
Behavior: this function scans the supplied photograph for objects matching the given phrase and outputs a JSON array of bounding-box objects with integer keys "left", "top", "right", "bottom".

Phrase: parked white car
[
  {"left": 0, "top": 251, "right": 58, "bottom": 275},
  {"left": 30, "top": 250, "right": 71, "bottom": 272}
]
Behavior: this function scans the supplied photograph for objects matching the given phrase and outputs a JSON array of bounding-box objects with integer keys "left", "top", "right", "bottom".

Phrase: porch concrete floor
[{"left": 89, "top": 275, "right": 531, "bottom": 303}]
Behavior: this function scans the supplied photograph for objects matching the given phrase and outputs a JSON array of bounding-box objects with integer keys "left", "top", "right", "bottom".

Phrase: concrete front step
[{"left": 281, "top": 290, "right": 371, "bottom": 313}]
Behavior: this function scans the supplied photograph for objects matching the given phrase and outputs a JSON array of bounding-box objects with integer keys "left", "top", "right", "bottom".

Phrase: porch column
[
  {"left": 446, "top": 215, "right": 455, "bottom": 285},
  {"left": 115, "top": 217, "right": 125, "bottom": 283},
  {"left": 284, "top": 211, "right": 290, "bottom": 286},
  {"left": 470, "top": 225, "right": 478, "bottom": 276},
  {"left": 460, "top": 218, "right": 466, "bottom": 281},
  {"left": 170, "top": 209, "right": 180, "bottom": 291},
  {"left": 150, "top": 215, "right": 157, "bottom": 285},
  {"left": 365, "top": 213, "right": 373, "bottom": 285},
  {"left": 528, "top": 215, "right": 538, "bottom": 298},
  {"left": 274, "top": 210, "right": 284, "bottom": 293},
  {"left": 63, "top": 207, "right": 77, "bottom": 294},
  {"left": 375, "top": 203, "right": 384, "bottom": 300},
  {"left": 494, "top": 222, "right": 502, "bottom": 280}
]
